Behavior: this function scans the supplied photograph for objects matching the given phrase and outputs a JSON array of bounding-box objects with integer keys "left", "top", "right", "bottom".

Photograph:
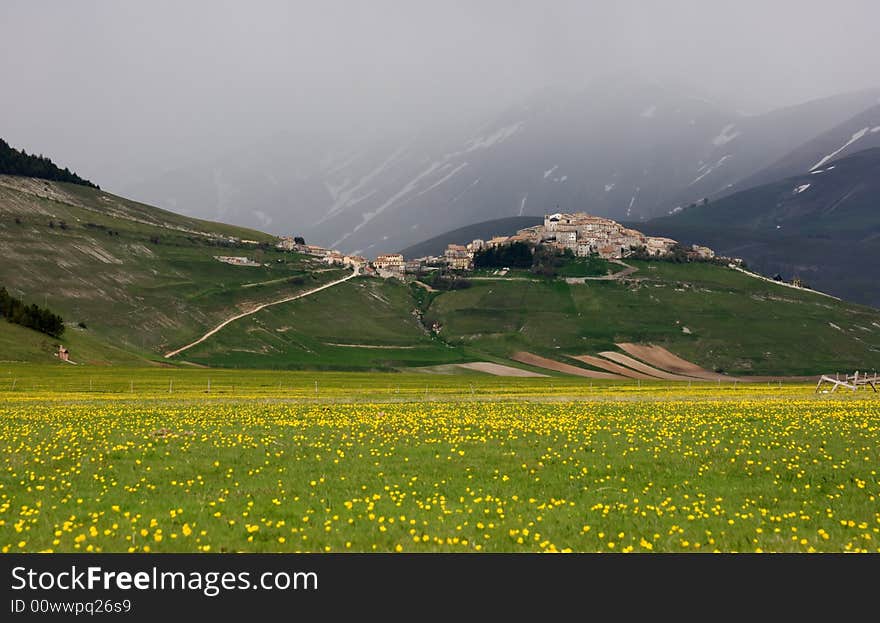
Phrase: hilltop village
[{"left": 264, "top": 212, "right": 718, "bottom": 280}]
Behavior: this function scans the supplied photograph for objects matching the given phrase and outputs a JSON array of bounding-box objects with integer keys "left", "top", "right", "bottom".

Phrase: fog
[{"left": 2, "top": 0, "right": 879, "bottom": 191}]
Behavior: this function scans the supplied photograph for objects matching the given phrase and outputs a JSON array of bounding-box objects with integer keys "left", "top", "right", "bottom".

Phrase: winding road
[{"left": 164, "top": 266, "right": 358, "bottom": 358}]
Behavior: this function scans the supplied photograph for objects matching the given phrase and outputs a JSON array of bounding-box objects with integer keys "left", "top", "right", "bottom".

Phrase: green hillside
[
  {"left": 420, "top": 259, "right": 880, "bottom": 376},
  {"left": 181, "top": 277, "right": 470, "bottom": 370},
  {"left": 3, "top": 173, "right": 879, "bottom": 375},
  {"left": 0, "top": 174, "right": 344, "bottom": 364},
  {"left": 177, "top": 257, "right": 880, "bottom": 376}
]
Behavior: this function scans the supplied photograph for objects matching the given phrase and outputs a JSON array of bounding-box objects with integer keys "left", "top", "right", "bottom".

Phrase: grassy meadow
[{"left": 2, "top": 365, "right": 878, "bottom": 553}]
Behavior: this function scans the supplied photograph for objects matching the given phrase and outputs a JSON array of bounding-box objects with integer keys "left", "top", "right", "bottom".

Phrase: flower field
[{"left": 1, "top": 368, "right": 878, "bottom": 553}]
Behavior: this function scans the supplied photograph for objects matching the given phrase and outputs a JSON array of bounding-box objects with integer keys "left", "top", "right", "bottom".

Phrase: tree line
[
  {"left": 0, "top": 138, "right": 98, "bottom": 188},
  {"left": 473, "top": 241, "right": 573, "bottom": 277},
  {"left": 473, "top": 242, "right": 533, "bottom": 269},
  {"left": 0, "top": 287, "right": 65, "bottom": 338}
]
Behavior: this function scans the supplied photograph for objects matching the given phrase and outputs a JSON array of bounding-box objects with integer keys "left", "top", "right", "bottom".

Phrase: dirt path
[
  {"left": 412, "top": 280, "right": 439, "bottom": 292},
  {"left": 729, "top": 265, "right": 840, "bottom": 300},
  {"left": 564, "top": 260, "right": 637, "bottom": 284},
  {"left": 469, "top": 277, "right": 543, "bottom": 282},
  {"left": 323, "top": 343, "right": 418, "bottom": 349},
  {"left": 164, "top": 267, "right": 358, "bottom": 358}
]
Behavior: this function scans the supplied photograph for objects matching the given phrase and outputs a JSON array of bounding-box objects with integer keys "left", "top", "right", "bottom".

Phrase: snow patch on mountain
[
  {"left": 465, "top": 122, "right": 524, "bottom": 152},
  {"left": 415, "top": 162, "right": 469, "bottom": 198},
  {"left": 712, "top": 124, "right": 740, "bottom": 146},
  {"left": 627, "top": 188, "right": 640, "bottom": 217},
  {"left": 604, "top": 183, "right": 615, "bottom": 192},
  {"left": 331, "top": 160, "right": 445, "bottom": 248},
  {"left": 319, "top": 144, "right": 406, "bottom": 223},
  {"left": 811, "top": 127, "right": 870, "bottom": 170},
  {"left": 690, "top": 154, "right": 732, "bottom": 186},
  {"left": 543, "top": 165, "right": 558, "bottom": 179},
  {"left": 450, "top": 178, "right": 481, "bottom": 204},
  {"left": 518, "top": 194, "right": 528, "bottom": 216},
  {"left": 794, "top": 183, "right": 811, "bottom": 194},
  {"left": 640, "top": 105, "right": 657, "bottom": 118}
]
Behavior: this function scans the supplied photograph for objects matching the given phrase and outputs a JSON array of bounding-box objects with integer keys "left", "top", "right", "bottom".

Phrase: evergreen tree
[{"left": 0, "top": 138, "right": 98, "bottom": 188}]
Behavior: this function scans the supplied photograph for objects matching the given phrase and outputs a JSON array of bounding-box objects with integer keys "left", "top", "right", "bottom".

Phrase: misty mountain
[
  {"left": 121, "top": 82, "right": 880, "bottom": 255},
  {"left": 734, "top": 103, "right": 880, "bottom": 189},
  {"left": 641, "top": 147, "right": 880, "bottom": 307}
]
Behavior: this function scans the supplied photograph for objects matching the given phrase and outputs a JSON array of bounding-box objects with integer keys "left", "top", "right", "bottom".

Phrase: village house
[
  {"left": 373, "top": 253, "right": 405, "bottom": 279},
  {"left": 214, "top": 255, "right": 261, "bottom": 267},
  {"left": 466, "top": 239, "right": 485, "bottom": 253},
  {"left": 405, "top": 258, "right": 425, "bottom": 274},
  {"left": 343, "top": 255, "right": 368, "bottom": 270},
  {"left": 324, "top": 251, "right": 346, "bottom": 266},
  {"left": 304, "top": 245, "right": 330, "bottom": 257},
  {"left": 444, "top": 244, "right": 472, "bottom": 270},
  {"left": 644, "top": 236, "right": 678, "bottom": 257},
  {"left": 689, "top": 244, "right": 715, "bottom": 260},
  {"left": 276, "top": 236, "right": 297, "bottom": 251}
]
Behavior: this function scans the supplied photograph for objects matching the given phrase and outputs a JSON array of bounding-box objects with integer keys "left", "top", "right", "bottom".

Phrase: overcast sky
[{"left": 2, "top": 0, "right": 879, "bottom": 190}]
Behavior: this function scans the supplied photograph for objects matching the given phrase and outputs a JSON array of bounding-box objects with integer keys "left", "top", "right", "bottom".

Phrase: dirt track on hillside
[{"left": 164, "top": 267, "right": 358, "bottom": 359}]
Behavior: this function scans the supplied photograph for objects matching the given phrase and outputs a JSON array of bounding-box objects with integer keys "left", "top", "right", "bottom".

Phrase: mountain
[
  {"left": 642, "top": 147, "right": 880, "bottom": 307},
  {"left": 734, "top": 103, "right": 880, "bottom": 190},
  {"left": 121, "top": 83, "right": 880, "bottom": 255},
  {"left": 3, "top": 171, "right": 880, "bottom": 375},
  {"left": 400, "top": 216, "right": 542, "bottom": 258}
]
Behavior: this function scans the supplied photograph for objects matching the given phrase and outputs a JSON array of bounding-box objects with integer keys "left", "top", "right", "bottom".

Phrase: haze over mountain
[
  {"left": 4, "top": 1, "right": 880, "bottom": 251},
  {"left": 122, "top": 84, "right": 880, "bottom": 254}
]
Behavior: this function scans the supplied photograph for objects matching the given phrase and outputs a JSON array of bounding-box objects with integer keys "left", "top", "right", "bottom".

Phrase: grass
[
  {"left": 556, "top": 256, "right": 611, "bottom": 277},
  {"left": 0, "top": 176, "right": 340, "bottom": 359},
  {"left": 425, "top": 260, "right": 880, "bottom": 375},
  {"left": 1, "top": 365, "right": 878, "bottom": 553},
  {"left": 181, "top": 278, "right": 472, "bottom": 370},
  {"left": 3, "top": 175, "right": 879, "bottom": 376},
  {"left": 0, "top": 320, "right": 153, "bottom": 366}
]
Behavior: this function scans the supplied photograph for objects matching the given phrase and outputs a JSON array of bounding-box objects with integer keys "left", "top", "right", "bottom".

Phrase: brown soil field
[{"left": 511, "top": 352, "right": 623, "bottom": 379}]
